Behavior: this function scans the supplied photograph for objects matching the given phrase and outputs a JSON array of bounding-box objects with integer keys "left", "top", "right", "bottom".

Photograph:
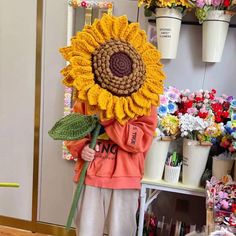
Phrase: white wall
[{"left": 0, "top": 0, "right": 37, "bottom": 220}]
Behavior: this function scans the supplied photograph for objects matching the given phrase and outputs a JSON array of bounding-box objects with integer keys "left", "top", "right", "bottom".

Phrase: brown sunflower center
[
  {"left": 92, "top": 39, "right": 146, "bottom": 96},
  {"left": 109, "top": 52, "right": 132, "bottom": 77}
]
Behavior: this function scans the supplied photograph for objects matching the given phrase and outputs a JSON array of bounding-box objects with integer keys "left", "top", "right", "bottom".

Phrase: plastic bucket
[
  {"left": 212, "top": 158, "right": 234, "bottom": 179},
  {"left": 164, "top": 165, "right": 181, "bottom": 183}
]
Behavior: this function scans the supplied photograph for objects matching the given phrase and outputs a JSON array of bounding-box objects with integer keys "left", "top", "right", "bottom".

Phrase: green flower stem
[{"left": 66, "top": 123, "right": 101, "bottom": 230}]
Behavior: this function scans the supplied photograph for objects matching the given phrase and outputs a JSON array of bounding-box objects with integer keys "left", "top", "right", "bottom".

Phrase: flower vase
[
  {"left": 182, "top": 139, "right": 210, "bottom": 187},
  {"left": 144, "top": 139, "right": 171, "bottom": 181},
  {"left": 155, "top": 8, "right": 182, "bottom": 59},
  {"left": 212, "top": 157, "right": 234, "bottom": 179},
  {"left": 202, "top": 10, "right": 231, "bottom": 62}
]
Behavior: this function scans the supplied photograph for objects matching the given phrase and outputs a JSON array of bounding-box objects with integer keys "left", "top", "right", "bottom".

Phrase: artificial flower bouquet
[
  {"left": 188, "top": 0, "right": 236, "bottom": 23},
  {"left": 138, "top": 0, "right": 192, "bottom": 16},
  {"left": 177, "top": 89, "right": 222, "bottom": 145},
  {"left": 156, "top": 86, "right": 181, "bottom": 140}
]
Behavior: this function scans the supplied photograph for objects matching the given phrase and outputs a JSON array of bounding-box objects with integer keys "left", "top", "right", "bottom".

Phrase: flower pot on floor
[{"left": 155, "top": 8, "right": 182, "bottom": 59}]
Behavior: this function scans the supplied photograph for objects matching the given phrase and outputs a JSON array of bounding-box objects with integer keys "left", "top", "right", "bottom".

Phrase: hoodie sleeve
[{"left": 101, "top": 106, "right": 157, "bottom": 153}]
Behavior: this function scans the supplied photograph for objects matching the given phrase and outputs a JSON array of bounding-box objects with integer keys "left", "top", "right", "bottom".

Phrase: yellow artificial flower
[
  {"left": 157, "top": 0, "right": 177, "bottom": 7},
  {"left": 160, "top": 115, "right": 179, "bottom": 136},
  {"left": 60, "top": 14, "right": 165, "bottom": 124}
]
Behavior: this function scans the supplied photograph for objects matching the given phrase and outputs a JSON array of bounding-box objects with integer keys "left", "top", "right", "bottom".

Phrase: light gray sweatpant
[{"left": 74, "top": 185, "right": 139, "bottom": 236}]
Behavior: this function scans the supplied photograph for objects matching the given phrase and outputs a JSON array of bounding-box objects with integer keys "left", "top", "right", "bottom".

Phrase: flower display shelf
[{"left": 137, "top": 178, "right": 205, "bottom": 236}]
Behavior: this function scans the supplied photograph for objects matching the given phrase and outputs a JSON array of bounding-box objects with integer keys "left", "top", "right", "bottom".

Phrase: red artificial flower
[
  {"left": 209, "top": 93, "right": 215, "bottom": 100},
  {"left": 222, "top": 101, "right": 230, "bottom": 110},
  {"left": 212, "top": 103, "right": 223, "bottom": 112},
  {"left": 223, "top": 0, "right": 231, "bottom": 7},
  {"left": 222, "top": 111, "right": 229, "bottom": 118},
  {"left": 81, "top": 1, "right": 88, "bottom": 7},
  {"left": 215, "top": 116, "right": 222, "bottom": 123},
  {"left": 198, "top": 111, "right": 208, "bottom": 119},
  {"left": 211, "top": 89, "right": 216, "bottom": 94},
  {"left": 184, "top": 101, "right": 193, "bottom": 108},
  {"left": 196, "top": 97, "right": 204, "bottom": 102}
]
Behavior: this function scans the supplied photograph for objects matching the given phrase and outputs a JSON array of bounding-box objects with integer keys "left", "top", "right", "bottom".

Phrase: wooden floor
[{"left": 0, "top": 226, "right": 50, "bottom": 236}]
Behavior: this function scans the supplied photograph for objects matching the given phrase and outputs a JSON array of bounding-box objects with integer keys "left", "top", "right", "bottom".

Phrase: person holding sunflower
[{"left": 60, "top": 14, "right": 165, "bottom": 236}]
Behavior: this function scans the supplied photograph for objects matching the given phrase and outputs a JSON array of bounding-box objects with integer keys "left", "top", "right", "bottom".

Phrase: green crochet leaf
[{"left": 48, "top": 113, "right": 99, "bottom": 141}]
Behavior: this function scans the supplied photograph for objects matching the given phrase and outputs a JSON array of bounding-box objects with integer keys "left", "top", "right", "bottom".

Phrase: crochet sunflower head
[{"left": 60, "top": 14, "right": 165, "bottom": 124}]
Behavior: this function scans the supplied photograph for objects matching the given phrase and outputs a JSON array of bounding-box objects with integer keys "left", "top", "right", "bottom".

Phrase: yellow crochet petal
[
  {"left": 112, "top": 15, "right": 129, "bottom": 39},
  {"left": 78, "top": 83, "right": 94, "bottom": 100},
  {"left": 98, "top": 89, "right": 111, "bottom": 110},
  {"left": 70, "top": 56, "right": 91, "bottom": 67},
  {"left": 74, "top": 78, "right": 94, "bottom": 91},
  {"left": 87, "top": 84, "right": 101, "bottom": 105},
  {"left": 137, "top": 42, "right": 156, "bottom": 55},
  {"left": 146, "top": 80, "right": 164, "bottom": 95},
  {"left": 129, "top": 30, "right": 147, "bottom": 50},
  {"left": 141, "top": 49, "right": 162, "bottom": 66},
  {"left": 127, "top": 97, "right": 145, "bottom": 116},
  {"left": 77, "top": 31, "right": 100, "bottom": 49},
  {"left": 59, "top": 46, "right": 75, "bottom": 61},
  {"left": 83, "top": 25, "right": 106, "bottom": 45},
  {"left": 140, "top": 85, "right": 159, "bottom": 102},
  {"left": 106, "top": 96, "right": 115, "bottom": 119},
  {"left": 123, "top": 98, "right": 135, "bottom": 118},
  {"left": 93, "top": 15, "right": 113, "bottom": 41},
  {"left": 132, "top": 92, "right": 151, "bottom": 108},
  {"left": 62, "top": 76, "right": 74, "bottom": 87},
  {"left": 87, "top": 104, "right": 99, "bottom": 115},
  {"left": 122, "top": 23, "right": 139, "bottom": 41},
  {"left": 114, "top": 97, "right": 126, "bottom": 120}
]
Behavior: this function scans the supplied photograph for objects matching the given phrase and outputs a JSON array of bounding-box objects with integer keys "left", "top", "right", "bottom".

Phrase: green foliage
[{"left": 48, "top": 113, "right": 99, "bottom": 141}]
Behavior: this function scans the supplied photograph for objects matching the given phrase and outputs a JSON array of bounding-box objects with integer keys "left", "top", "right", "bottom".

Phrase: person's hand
[{"left": 81, "top": 144, "right": 99, "bottom": 162}]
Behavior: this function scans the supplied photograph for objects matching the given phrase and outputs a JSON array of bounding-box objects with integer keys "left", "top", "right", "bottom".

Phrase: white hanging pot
[
  {"left": 144, "top": 139, "right": 171, "bottom": 181},
  {"left": 202, "top": 10, "right": 231, "bottom": 63},
  {"left": 212, "top": 157, "right": 234, "bottom": 179},
  {"left": 182, "top": 139, "right": 211, "bottom": 187},
  {"left": 155, "top": 8, "right": 182, "bottom": 59}
]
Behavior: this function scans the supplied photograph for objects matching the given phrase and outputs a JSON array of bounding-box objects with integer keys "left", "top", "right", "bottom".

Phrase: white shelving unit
[{"left": 137, "top": 178, "right": 205, "bottom": 236}]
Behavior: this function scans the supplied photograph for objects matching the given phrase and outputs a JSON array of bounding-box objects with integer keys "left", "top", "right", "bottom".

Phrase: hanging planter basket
[
  {"left": 144, "top": 139, "right": 171, "bottom": 180},
  {"left": 182, "top": 139, "right": 211, "bottom": 187},
  {"left": 155, "top": 8, "right": 182, "bottom": 59},
  {"left": 202, "top": 10, "right": 231, "bottom": 63}
]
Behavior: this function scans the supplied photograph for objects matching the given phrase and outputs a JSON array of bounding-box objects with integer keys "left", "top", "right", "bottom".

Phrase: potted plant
[
  {"left": 189, "top": 0, "right": 236, "bottom": 62},
  {"left": 177, "top": 89, "right": 221, "bottom": 187},
  {"left": 138, "top": 0, "right": 192, "bottom": 59},
  {"left": 144, "top": 86, "right": 181, "bottom": 180}
]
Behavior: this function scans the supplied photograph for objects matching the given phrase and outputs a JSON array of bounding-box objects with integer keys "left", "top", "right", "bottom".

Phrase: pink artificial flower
[
  {"left": 167, "top": 92, "right": 179, "bottom": 102},
  {"left": 195, "top": 91, "right": 203, "bottom": 98},
  {"left": 200, "top": 107, "right": 208, "bottom": 113},
  {"left": 212, "top": 0, "right": 222, "bottom": 6},
  {"left": 188, "top": 93, "right": 195, "bottom": 100},
  {"left": 203, "top": 98, "right": 209, "bottom": 104},
  {"left": 182, "top": 89, "right": 190, "bottom": 95},
  {"left": 187, "top": 107, "right": 198, "bottom": 115},
  {"left": 182, "top": 96, "right": 187, "bottom": 102},
  {"left": 215, "top": 97, "right": 224, "bottom": 104},
  {"left": 160, "top": 95, "right": 168, "bottom": 105}
]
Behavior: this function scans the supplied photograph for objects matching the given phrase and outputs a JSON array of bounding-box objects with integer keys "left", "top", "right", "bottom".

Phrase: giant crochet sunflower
[
  {"left": 49, "top": 14, "right": 165, "bottom": 230},
  {"left": 60, "top": 14, "right": 165, "bottom": 124}
]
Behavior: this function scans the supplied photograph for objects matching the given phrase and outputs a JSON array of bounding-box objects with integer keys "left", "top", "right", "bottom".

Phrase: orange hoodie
[{"left": 65, "top": 101, "right": 157, "bottom": 189}]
